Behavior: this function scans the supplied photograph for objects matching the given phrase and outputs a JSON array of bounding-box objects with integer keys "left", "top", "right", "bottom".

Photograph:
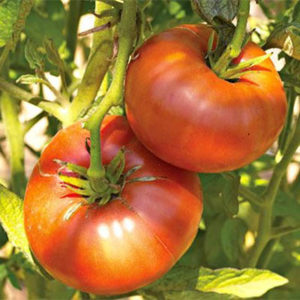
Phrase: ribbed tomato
[
  {"left": 24, "top": 116, "right": 202, "bottom": 295},
  {"left": 125, "top": 24, "right": 287, "bottom": 172}
]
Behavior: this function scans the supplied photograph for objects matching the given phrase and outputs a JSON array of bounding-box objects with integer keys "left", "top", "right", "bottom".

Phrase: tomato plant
[
  {"left": 24, "top": 115, "right": 203, "bottom": 295},
  {"left": 125, "top": 24, "right": 287, "bottom": 172},
  {"left": 0, "top": 0, "right": 299, "bottom": 299}
]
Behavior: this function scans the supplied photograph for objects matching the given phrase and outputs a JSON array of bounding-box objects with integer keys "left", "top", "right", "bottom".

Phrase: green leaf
[
  {"left": 199, "top": 174, "right": 227, "bottom": 218},
  {"left": 44, "top": 38, "right": 67, "bottom": 89},
  {"left": 0, "top": 184, "right": 34, "bottom": 265},
  {"left": 204, "top": 214, "right": 230, "bottom": 268},
  {"left": 25, "top": 0, "right": 65, "bottom": 47},
  {"left": 143, "top": 266, "right": 288, "bottom": 298},
  {"left": 0, "top": 0, "right": 21, "bottom": 47},
  {"left": 221, "top": 218, "right": 247, "bottom": 264},
  {"left": 273, "top": 190, "right": 300, "bottom": 222},
  {"left": 265, "top": 23, "right": 300, "bottom": 60},
  {"left": 25, "top": 39, "right": 45, "bottom": 69},
  {"left": 191, "top": 0, "right": 238, "bottom": 24},
  {"left": 0, "top": 224, "right": 8, "bottom": 248},
  {"left": 222, "top": 173, "right": 240, "bottom": 216},
  {"left": 7, "top": 270, "right": 21, "bottom": 290},
  {"left": 10, "top": 0, "right": 34, "bottom": 50},
  {"left": 196, "top": 267, "right": 288, "bottom": 298},
  {"left": 200, "top": 173, "right": 239, "bottom": 219}
]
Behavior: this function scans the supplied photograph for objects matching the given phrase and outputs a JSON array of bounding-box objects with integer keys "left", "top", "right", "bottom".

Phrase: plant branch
[
  {"left": 66, "top": 1, "right": 114, "bottom": 126},
  {"left": 271, "top": 225, "right": 300, "bottom": 239},
  {"left": 23, "top": 111, "right": 47, "bottom": 134},
  {"left": 0, "top": 77, "right": 66, "bottom": 121},
  {"left": 248, "top": 110, "right": 300, "bottom": 267},
  {"left": 239, "top": 185, "right": 263, "bottom": 207},
  {"left": 0, "top": 92, "right": 27, "bottom": 197},
  {"left": 85, "top": 0, "right": 137, "bottom": 192},
  {"left": 213, "top": 0, "right": 250, "bottom": 76}
]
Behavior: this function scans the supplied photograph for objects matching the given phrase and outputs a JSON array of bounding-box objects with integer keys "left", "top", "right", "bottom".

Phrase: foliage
[{"left": 0, "top": 0, "right": 299, "bottom": 299}]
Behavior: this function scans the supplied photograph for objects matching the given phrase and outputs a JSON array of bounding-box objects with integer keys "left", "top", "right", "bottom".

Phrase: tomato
[
  {"left": 24, "top": 115, "right": 202, "bottom": 295},
  {"left": 125, "top": 24, "right": 287, "bottom": 172}
]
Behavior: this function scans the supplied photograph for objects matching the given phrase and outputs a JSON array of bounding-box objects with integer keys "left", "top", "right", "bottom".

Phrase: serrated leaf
[
  {"left": 143, "top": 266, "right": 288, "bottom": 298},
  {"left": 191, "top": 0, "right": 238, "bottom": 24},
  {"left": 0, "top": 0, "right": 21, "bottom": 47},
  {"left": 265, "top": 23, "right": 300, "bottom": 60},
  {"left": 221, "top": 218, "right": 247, "bottom": 264},
  {"left": 25, "top": 39, "right": 45, "bottom": 69},
  {"left": 0, "top": 184, "right": 34, "bottom": 265},
  {"left": 196, "top": 267, "right": 288, "bottom": 298}
]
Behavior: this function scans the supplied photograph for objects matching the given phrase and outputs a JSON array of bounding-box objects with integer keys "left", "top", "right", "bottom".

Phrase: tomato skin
[
  {"left": 24, "top": 116, "right": 202, "bottom": 295},
  {"left": 125, "top": 24, "right": 287, "bottom": 172}
]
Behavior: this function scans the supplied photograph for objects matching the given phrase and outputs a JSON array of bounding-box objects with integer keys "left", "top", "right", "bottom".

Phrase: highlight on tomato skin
[
  {"left": 23, "top": 115, "right": 203, "bottom": 295},
  {"left": 125, "top": 24, "right": 287, "bottom": 173}
]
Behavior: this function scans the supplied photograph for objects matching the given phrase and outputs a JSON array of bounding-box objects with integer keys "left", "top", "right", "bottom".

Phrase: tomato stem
[
  {"left": 247, "top": 106, "right": 300, "bottom": 267},
  {"left": 212, "top": 0, "right": 250, "bottom": 76},
  {"left": 84, "top": 0, "right": 137, "bottom": 193},
  {"left": 65, "top": 1, "right": 114, "bottom": 126},
  {"left": 0, "top": 77, "right": 66, "bottom": 121},
  {"left": 0, "top": 92, "right": 27, "bottom": 197}
]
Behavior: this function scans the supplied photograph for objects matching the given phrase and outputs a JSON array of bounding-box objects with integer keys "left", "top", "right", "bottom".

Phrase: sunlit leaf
[
  {"left": 143, "top": 266, "right": 288, "bottom": 298},
  {"left": 0, "top": 185, "right": 34, "bottom": 264},
  {"left": 265, "top": 23, "right": 300, "bottom": 60}
]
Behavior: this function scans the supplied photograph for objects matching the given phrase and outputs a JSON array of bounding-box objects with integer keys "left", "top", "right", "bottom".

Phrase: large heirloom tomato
[
  {"left": 125, "top": 24, "right": 287, "bottom": 172},
  {"left": 24, "top": 116, "right": 202, "bottom": 295}
]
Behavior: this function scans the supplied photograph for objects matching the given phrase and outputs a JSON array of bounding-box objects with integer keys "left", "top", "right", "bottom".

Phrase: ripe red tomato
[
  {"left": 24, "top": 116, "right": 202, "bottom": 295},
  {"left": 125, "top": 24, "right": 287, "bottom": 172}
]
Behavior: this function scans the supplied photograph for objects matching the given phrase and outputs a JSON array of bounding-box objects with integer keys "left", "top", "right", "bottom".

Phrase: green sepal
[
  {"left": 106, "top": 148, "right": 126, "bottom": 184},
  {"left": 221, "top": 53, "right": 271, "bottom": 79}
]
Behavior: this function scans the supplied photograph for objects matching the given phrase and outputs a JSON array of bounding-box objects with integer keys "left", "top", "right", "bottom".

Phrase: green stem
[
  {"left": 0, "top": 77, "right": 66, "bottom": 121},
  {"left": 66, "top": 0, "right": 83, "bottom": 63},
  {"left": 0, "top": 92, "right": 26, "bottom": 197},
  {"left": 279, "top": 88, "right": 296, "bottom": 153},
  {"left": 248, "top": 112, "right": 300, "bottom": 267},
  {"left": 23, "top": 111, "right": 47, "bottom": 134},
  {"left": 213, "top": 0, "right": 250, "bottom": 76},
  {"left": 66, "top": 1, "right": 114, "bottom": 126},
  {"left": 239, "top": 185, "right": 263, "bottom": 207},
  {"left": 271, "top": 224, "right": 300, "bottom": 239},
  {"left": 85, "top": 0, "right": 137, "bottom": 193}
]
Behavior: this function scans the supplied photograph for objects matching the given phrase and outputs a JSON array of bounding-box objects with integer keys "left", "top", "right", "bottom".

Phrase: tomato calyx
[
  {"left": 55, "top": 148, "right": 163, "bottom": 218},
  {"left": 206, "top": 31, "right": 272, "bottom": 81},
  {"left": 55, "top": 148, "right": 126, "bottom": 206}
]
